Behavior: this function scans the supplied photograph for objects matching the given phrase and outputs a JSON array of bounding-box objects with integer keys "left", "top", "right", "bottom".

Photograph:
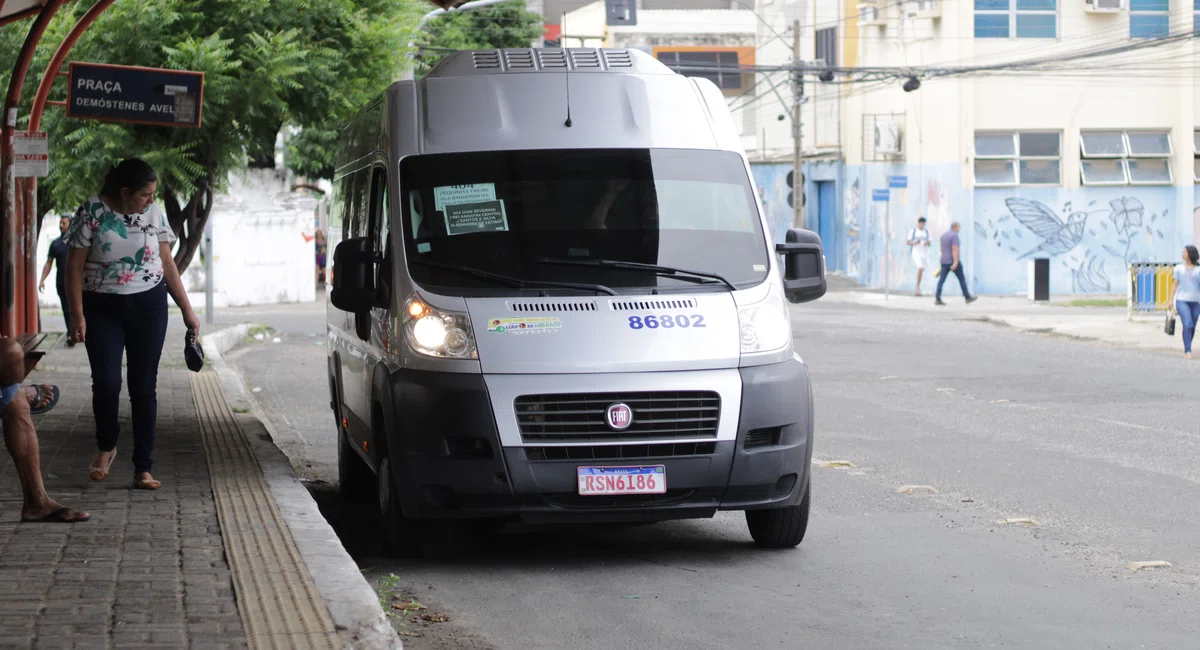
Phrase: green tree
[
  {"left": 285, "top": 0, "right": 545, "bottom": 181},
  {"left": 1, "top": 0, "right": 421, "bottom": 271},
  {"left": 414, "top": 0, "right": 544, "bottom": 77}
]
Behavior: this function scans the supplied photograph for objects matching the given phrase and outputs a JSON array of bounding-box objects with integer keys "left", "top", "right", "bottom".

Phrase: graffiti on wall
[
  {"left": 976, "top": 191, "right": 1176, "bottom": 294},
  {"left": 844, "top": 177, "right": 862, "bottom": 277}
]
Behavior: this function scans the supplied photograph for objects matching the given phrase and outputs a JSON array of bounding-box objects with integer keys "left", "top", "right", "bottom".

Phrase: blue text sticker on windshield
[
  {"left": 417, "top": 242, "right": 431, "bottom": 254},
  {"left": 627, "top": 315, "right": 706, "bottom": 329}
]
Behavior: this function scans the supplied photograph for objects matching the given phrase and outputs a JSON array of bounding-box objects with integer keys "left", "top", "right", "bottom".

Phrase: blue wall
[{"left": 750, "top": 160, "right": 1198, "bottom": 295}]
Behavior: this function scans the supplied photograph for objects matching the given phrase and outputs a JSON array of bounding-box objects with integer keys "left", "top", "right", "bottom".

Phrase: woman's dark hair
[
  {"left": 100, "top": 158, "right": 157, "bottom": 198},
  {"left": 1186, "top": 244, "right": 1199, "bottom": 266}
]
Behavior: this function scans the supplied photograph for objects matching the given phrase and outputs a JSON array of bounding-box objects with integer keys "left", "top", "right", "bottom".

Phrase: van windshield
[{"left": 399, "top": 148, "right": 770, "bottom": 294}]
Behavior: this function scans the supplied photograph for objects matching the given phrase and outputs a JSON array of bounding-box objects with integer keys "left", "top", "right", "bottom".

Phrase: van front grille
[
  {"left": 509, "top": 301, "right": 597, "bottom": 313},
  {"left": 525, "top": 442, "right": 716, "bottom": 461},
  {"left": 515, "top": 391, "right": 720, "bottom": 443},
  {"left": 610, "top": 298, "right": 696, "bottom": 311}
]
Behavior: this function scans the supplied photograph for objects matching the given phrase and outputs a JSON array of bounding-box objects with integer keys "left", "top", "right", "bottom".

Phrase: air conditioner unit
[
  {"left": 857, "top": 3, "right": 886, "bottom": 26},
  {"left": 904, "top": 0, "right": 941, "bottom": 18},
  {"left": 874, "top": 118, "right": 903, "bottom": 156},
  {"left": 1085, "top": 0, "right": 1122, "bottom": 12}
]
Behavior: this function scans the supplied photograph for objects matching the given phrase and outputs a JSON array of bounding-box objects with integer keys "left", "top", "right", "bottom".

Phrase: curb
[{"left": 202, "top": 324, "right": 402, "bottom": 650}]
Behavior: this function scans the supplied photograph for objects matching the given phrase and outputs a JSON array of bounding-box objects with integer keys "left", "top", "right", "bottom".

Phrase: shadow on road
[{"left": 304, "top": 482, "right": 761, "bottom": 568}]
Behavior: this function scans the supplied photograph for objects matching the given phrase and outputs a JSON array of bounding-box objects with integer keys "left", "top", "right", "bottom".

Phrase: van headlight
[
  {"left": 737, "top": 284, "right": 792, "bottom": 354},
  {"left": 403, "top": 294, "right": 477, "bottom": 359}
]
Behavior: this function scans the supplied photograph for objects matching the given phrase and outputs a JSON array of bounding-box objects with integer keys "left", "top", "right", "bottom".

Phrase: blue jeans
[
  {"left": 82, "top": 282, "right": 168, "bottom": 475},
  {"left": 1177, "top": 300, "right": 1200, "bottom": 354},
  {"left": 936, "top": 263, "right": 972, "bottom": 301}
]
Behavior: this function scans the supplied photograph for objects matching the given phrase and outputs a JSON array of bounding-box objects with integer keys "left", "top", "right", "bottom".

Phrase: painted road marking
[
  {"left": 996, "top": 518, "right": 1039, "bottom": 526},
  {"left": 991, "top": 399, "right": 1011, "bottom": 404},
  {"left": 937, "top": 388, "right": 955, "bottom": 393},
  {"left": 819, "top": 460, "right": 857, "bottom": 468},
  {"left": 880, "top": 375, "right": 899, "bottom": 380},
  {"left": 896, "top": 485, "right": 938, "bottom": 494},
  {"left": 1127, "top": 561, "right": 1172, "bottom": 571},
  {"left": 1097, "top": 418, "right": 1151, "bottom": 431}
]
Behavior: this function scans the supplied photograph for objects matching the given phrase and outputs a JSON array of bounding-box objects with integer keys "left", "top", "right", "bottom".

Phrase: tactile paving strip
[{"left": 191, "top": 371, "right": 341, "bottom": 650}]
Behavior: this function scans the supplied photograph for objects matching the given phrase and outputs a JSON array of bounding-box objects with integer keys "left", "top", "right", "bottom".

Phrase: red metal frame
[
  {"left": 23, "top": 0, "right": 120, "bottom": 333},
  {"left": 1, "top": 0, "right": 69, "bottom": 337},
  {"left": 64, "top": 61, "right": 206, "bottom": 129}
]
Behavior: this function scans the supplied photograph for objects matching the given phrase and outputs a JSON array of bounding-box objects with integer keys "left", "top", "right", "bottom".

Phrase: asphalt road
[{"left": 227, "top": 298, "right": 1200, "bottom": 650}]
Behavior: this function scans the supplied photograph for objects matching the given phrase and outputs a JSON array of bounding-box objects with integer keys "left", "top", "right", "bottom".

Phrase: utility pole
[{"left": 791, "top": 18, "right": 804, "bottom": 230}]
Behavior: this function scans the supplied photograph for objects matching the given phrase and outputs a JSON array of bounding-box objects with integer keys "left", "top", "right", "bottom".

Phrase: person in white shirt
[{"left": 905, "top": 217, "right": 932, "bottom": 296}]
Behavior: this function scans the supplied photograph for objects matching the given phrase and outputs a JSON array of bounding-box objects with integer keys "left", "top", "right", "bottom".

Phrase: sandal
[
  {"left": 133, "top": 474, "right": 161, "bottom": 490},
  {"left": 26, "top": 384, "right": 59, "bottom": 415},
  {"left": 21, "top": 507, "right": 90, "bottom": 524},
  {"left": 89, "top": 449, "right": 116, "bottom": 481}
]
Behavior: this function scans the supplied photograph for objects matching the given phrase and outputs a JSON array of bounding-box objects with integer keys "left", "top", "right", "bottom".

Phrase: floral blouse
[{"left": 69, "top": 195, "right": 177, "bottom": 294}]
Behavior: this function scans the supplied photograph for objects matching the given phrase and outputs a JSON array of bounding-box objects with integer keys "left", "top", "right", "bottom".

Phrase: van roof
[{"left": 425, "top": 48, "right": 676, "bottom": 79}]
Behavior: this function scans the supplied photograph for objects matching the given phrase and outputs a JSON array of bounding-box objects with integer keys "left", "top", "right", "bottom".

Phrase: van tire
[
  {"left": 378, "top": 456, "right": 422, "bottom": 557},
  {"left": 337, "top": 428, "right": 376, "bottom": 503},
  {"left": 746, "top": 479, "right": 810, "bottom": 548}
]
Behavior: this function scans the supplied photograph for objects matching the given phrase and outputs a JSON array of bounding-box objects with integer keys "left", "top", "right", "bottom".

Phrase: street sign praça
[{"left": 66, "top": 62, "right": 204, "bottom": 128}]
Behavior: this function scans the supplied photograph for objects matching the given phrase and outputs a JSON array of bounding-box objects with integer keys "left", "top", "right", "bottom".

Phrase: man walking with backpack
[{"left": 906, "top": 217, "right": 932, "bottom": 296}]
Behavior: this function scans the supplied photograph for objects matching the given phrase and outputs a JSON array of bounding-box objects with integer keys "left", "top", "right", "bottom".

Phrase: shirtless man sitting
[{"left": 0, "top": 338, "right": 89, "bottom": 523}]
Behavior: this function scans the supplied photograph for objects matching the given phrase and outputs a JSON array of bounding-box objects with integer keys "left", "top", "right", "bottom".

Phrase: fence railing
[{"left": 1127, "top": 262, "right": 1175, "bottom": 320}]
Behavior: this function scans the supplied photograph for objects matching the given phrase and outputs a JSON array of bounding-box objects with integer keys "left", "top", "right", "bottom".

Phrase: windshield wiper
[
  {"left": 538, "top": 257, "right": 738, "bottom": 292},
  {"left": 410, "top": 259, "right": 618, "bottom": 296}
]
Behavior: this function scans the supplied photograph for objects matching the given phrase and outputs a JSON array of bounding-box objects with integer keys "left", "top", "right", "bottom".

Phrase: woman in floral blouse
[{"left": 65, "top": 159, "right": 201, "bottom": 490}]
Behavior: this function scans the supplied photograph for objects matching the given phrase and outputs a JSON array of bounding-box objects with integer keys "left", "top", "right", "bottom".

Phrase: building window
[
  {"left": 1193, "top": 129, "right": 1199, "bottom": 182},
  {"left": 653, "top": 47, "right": 754, "bottom": 94},
  {"left": 974, "top": 131, "right": 1061, "bottom": 186},
  {"left": 974, "top": 0, "right": 1057, "bottom": 38},
  {"left": 815, "top": 27, "right": 837, "bottom": 67},
  {"left": 1194, "top": 0, "right": 1199, "bottom": 37},
  {"left": 1129, "top": 0, "right": 1169, "bottom": 38},
  {"left": 1080, "top": 130, "right": 1172, "bottom": 185}
]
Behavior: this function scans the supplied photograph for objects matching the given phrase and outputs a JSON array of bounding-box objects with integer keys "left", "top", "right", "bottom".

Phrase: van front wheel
[{"left": 746, "top": 479, "right": 810, "bottom": 548}]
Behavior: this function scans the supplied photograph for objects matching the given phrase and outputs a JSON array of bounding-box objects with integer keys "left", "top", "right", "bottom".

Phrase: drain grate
[{"left": 191, "top": 372, "right": 340, "bottom": 650}]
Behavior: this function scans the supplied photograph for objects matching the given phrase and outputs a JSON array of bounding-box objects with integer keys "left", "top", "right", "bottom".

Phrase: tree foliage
[
  {"left": 414, "top": 0, "right": 544, "bottom": 77},
  {"left": 0, "top": 0, "right": 421, "bottom": 271}
]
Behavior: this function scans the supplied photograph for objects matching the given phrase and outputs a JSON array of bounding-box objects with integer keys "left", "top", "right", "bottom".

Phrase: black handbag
[
  {"left": 185, "top": 330, "right": 205, "bottom": 372},
  {"left": 1165, "top": 313, "right": 1176, "bottom": 336}
]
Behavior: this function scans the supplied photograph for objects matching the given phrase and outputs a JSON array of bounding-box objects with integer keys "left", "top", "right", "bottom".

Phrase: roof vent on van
[
  {"left": 569, "top": 49, "right": 602, "bottom": 69},
  {"left": 472, "top": 51, "right": 501, "bottom": 69},
  {"left": 603, "top": 50, "right": 634, "bottom": 68},
  {"left": 430, "top": 48, "right": 670, "bottom": 78},
  {"left": 509, "top": 301, "right": 598, "bottom": 313}
]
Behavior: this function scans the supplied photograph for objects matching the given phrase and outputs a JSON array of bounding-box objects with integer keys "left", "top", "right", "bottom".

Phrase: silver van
[{"left": 326, "top": 48, "right": 826, "bottom": 554}]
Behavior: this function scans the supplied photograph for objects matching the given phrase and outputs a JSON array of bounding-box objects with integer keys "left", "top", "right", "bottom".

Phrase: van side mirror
[
  {"left": 775, "top": 228, "right": 826, "bottom": 304},
  {"left": 329, "top": 237, "right": 377, "bottom": 313}
]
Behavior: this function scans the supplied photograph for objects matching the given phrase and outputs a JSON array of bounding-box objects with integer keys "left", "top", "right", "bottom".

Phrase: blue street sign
[
  {"left": 67, "top": 62, "right": 204, "bottom": 128},
  {"left": 888, "top": 175, "right": 907, "bottom": 189},
  {"left": 872, "top": 189, "right": 890, "bottom": 202}
]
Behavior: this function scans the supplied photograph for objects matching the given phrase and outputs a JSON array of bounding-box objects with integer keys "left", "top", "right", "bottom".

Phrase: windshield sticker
[
  {"left": 444, "top": 200, "right": 509, "bottom": 236},
  {"left": 434, "top": 183, "right": 496, "bottom": 213},
  {"left": 487, "top": 317, "right": 561, "bottom": 334},
  {"left": 417, "top": 242, "right": 432, "bottom": 254}
]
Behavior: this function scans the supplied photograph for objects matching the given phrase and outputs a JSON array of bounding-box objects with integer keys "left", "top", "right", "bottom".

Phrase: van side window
[
  {"left": 347, "top": 170, "right": 370, "bottom": 240},
  {"left": 369, "top": 167, "right": 390, "bottom": 254}
]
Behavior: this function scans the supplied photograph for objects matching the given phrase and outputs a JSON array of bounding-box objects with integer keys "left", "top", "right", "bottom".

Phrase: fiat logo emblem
[{"left": 605, "top": 403, "right": 633, "bottom": 430}]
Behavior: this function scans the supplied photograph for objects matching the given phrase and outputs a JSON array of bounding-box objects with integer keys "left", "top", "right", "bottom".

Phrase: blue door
[{"left": 816, "top": 181, "right": 838, "bottom": 271}]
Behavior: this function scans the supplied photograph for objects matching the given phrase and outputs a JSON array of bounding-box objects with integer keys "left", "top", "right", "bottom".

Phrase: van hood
[{"left": 465, "top": 294, "right": 739, "bottom": 374}]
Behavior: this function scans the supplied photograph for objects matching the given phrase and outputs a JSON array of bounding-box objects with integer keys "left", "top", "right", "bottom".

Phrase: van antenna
[{"left": 562, "top": 13, "right": 573, "bottom": 127}]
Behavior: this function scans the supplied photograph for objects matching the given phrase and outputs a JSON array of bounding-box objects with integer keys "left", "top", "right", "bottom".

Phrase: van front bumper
[{"left": 388, "top": 359, "right": 813, "bottom": 523}]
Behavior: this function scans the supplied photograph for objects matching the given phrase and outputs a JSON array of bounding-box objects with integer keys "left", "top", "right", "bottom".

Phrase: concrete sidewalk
[
  {"left": 818, "top": 291, "right": 1183, "bottom": 354},
  {"left": 0, "top": 324, "right": 399, "bottom": 650}
]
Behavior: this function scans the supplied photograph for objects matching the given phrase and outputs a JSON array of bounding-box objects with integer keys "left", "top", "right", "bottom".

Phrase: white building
[{"left": 751, "top": 0, "right": 1199, "bottom": 295}]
